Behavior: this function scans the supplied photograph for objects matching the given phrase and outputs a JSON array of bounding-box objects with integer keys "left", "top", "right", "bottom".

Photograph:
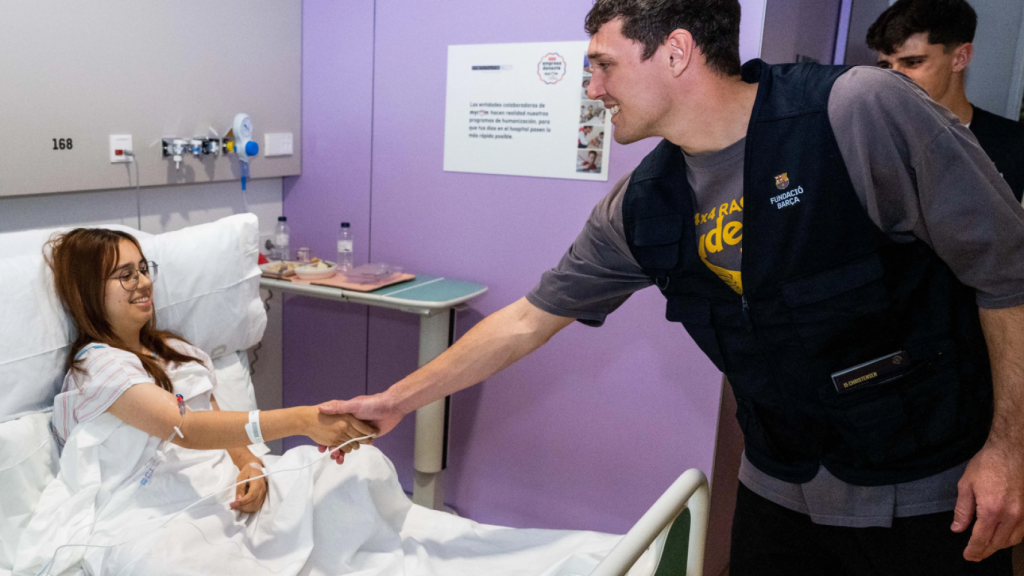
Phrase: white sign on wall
[{"left": 443, "top": 41, "right": 612, "bottom": 181}]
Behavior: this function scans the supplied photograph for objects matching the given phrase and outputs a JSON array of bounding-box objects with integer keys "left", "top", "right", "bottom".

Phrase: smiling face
[
  {"left": 587, "top": 19, "right": 674, "bottom": 145},
  {"left": 876, "top": 32, "right": 971, "bottom": 105},
  {"left": 103, "top": 239, "right": 154, "bottom": 342}
]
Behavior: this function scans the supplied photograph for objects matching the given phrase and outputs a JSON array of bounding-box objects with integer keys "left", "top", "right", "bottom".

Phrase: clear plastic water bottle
[
  {"left": 274, "top": 216, "right": 290, "bottom": 261},
  {"left": 337, "top": 222, "right": 353, "bottom": 272}
]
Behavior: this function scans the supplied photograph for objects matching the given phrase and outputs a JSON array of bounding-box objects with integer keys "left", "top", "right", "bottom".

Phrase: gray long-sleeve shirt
[{"left": 526, "top": 66, "right": 1024, "bottom": 527}]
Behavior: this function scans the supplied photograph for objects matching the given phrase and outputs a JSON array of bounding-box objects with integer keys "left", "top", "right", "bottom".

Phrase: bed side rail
[{"left": 590, "top": 468, "right": 709, "bottom": 576}]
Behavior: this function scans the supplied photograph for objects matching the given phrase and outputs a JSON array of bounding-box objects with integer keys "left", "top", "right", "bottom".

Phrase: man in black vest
[
  {"left": 320, "top": 1, "right": 1024, "bottom": 572},
  {"left": 868, "top": 0, "right": 1024, "bottom": 203}
]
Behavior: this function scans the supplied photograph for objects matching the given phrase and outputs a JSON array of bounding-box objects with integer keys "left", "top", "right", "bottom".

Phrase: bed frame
[{"left": 593, "top": 468, "right": 709, "bottom": 576}]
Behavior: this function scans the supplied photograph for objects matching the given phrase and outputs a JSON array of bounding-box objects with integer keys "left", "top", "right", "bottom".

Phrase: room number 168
[{"left": 52, "top": 138, "right": 73, "bottom": 150}]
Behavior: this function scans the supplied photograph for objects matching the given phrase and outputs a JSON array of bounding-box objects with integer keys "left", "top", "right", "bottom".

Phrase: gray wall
[
  {"left": 844, "top": 0, "right": 892, "bottom": 66},
  {"left": 964, "top": 0, "right": 1024, "bottom": 117},
  {"left": 761, "top": 0, "right": 843, "bottom": 65},
  {"left": 0, "top": 1, "right": 301, "bottom": 197}
]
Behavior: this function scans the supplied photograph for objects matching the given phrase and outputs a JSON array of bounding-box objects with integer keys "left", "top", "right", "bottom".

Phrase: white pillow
[
  {"left": 139, "top": 216, "right": 266, "bottom": 359},
  {"left": 0, "top": 411, "right": 60, "bottom": 571},
  {"left": 211, "top": 351, "right": 259, "bottom": 412},
  {"left": 0, "top": 214, "right": 266, "bottom": 422},
  {"left": 211, "top": 351, "right": 270, "bottom": 457}
]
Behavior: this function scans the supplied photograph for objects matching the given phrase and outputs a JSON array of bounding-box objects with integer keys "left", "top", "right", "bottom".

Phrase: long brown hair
[{"left": 46, "top": 228, "right": 202, "bottom": 392}]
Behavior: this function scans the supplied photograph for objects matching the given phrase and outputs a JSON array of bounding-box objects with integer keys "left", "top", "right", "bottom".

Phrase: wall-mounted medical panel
[{"left": 0, "top": 1, "right": 301, "bottom": 197}]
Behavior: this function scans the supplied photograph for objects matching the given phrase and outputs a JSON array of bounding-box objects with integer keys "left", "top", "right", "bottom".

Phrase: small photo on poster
[
  {"left": 579, "top": 100, "right": 607, "bottom": 126},
  {"left": 573, "top": 53, "right": 610, "bottom": 174},
  {"left": 577, "top": 124, "right": 600, "bottom": 148},
  {"left": 577, "top": 149, "right": 603, "bottom": 173}
]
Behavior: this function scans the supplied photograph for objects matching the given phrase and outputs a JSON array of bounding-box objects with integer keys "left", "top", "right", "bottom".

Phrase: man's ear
[
  {"left": 951, "top": 42, "right": 973, "bottom": 73},
  {"left": 666, "top": 29, "right": 694, "bottom": 77}
]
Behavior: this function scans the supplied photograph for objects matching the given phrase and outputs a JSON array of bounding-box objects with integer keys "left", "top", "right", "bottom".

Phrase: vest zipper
[{"left": 741, "top": 295, "right": 753, "bottom": 331}]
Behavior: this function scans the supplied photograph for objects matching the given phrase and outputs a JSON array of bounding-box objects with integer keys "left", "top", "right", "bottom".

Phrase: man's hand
[
  {"left": 318, "top": 395, "right": 402, "bottom": 464},
  {"left": 953, "top": 437, "right": 1024, "bottom": 561},
  {"left": 314, "top": 299, "right": 574, "bottom": 465},
  {"left": 230, "top": 461, "right": 268, "bottom": 514},
  {"left": 959, "top": 305, "right": 1024, "bottom": 561}
]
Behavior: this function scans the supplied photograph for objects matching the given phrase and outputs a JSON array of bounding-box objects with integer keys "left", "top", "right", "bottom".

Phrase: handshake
[{"left": 305, "top": 393, "right": 405, "bottom": 465}]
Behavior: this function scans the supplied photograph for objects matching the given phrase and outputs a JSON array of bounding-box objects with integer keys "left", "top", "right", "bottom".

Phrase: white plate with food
[
  {"left": 294, "top": 260, "right": 337, "bottom": 280},
  {"left": 260, "top": 260, "right": 299, "bottom": 278}
]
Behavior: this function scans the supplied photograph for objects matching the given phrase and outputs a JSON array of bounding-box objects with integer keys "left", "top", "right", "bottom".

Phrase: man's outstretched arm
[{"left": 318, "top": 297, "right": 574, "bottom": 455}]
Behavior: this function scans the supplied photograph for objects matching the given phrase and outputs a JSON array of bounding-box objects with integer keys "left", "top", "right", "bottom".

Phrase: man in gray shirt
[{"left": 321, "top": 1, "right": 1024, "bottom": 573}]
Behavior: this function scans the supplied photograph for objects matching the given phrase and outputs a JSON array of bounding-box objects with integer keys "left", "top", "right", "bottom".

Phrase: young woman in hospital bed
[{"left": 14, "top": 229, "right": 640, "bottom": 576}]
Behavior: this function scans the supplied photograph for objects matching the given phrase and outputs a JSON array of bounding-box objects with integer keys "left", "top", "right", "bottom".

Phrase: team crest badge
[{"left": 775, "top": 173, "right": 790, "bottom": 190}]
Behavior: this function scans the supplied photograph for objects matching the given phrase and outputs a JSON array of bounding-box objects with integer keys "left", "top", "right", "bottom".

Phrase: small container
[{"left": 296, "top": 247, "right": 311, "bottom": 263}]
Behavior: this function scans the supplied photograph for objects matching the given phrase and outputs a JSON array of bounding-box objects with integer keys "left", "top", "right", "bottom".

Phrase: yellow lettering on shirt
[
  {"left": 705, "top": 213, "right": 725, "bottom": 254},
  {"left": 693, "top": 194, "right": 744, "bottom": 294},
  {"left": 698, "top": 233, "right": 743, "bottom": 294},
  {"left": 723, "top": 221, "right": 743, "bottom": 246}
]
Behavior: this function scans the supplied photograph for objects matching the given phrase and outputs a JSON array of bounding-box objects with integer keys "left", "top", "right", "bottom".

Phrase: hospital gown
[{"left": 13, "top": 344, "right": 647, "bottom": 576}]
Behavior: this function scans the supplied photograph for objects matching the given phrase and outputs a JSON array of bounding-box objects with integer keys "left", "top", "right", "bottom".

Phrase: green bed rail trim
[{"left": 652, "top": 507, "right": 691, "bottom": 576}]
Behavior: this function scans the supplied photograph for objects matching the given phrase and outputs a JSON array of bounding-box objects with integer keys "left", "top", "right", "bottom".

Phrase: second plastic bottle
[{"left": 337, "top": 222, "right": 353, "bottom": 272}]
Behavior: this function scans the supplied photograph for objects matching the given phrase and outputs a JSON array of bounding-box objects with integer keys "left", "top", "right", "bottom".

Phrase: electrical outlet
[
  {"left": 259, "top": 233, "right": 275, "bottom": 256},
  {"left": 109, "top": 134, "right": 133, "bottom": 163}
]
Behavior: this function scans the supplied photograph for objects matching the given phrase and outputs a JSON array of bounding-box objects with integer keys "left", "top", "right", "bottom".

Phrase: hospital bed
[{"left": 0, "top": 214, "right": 708, "bottom": 576}]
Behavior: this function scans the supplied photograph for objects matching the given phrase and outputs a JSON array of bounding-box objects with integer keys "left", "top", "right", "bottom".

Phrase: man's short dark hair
[
  {"left": 866, "top": 0, "right": 977, "bottom": 55},
  {"left": 584, "top": 0, "right": 743, "bottom": 76}
]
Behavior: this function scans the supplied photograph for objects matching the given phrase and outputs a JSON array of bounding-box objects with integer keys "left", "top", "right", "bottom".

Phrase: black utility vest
[{"left": 623, "top": 60, "right": 993, "bottom": 485}]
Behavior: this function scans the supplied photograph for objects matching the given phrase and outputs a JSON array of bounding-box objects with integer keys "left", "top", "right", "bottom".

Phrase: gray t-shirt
[{"left": 526, "top": 67, "right": 1024, "bottom": 528}]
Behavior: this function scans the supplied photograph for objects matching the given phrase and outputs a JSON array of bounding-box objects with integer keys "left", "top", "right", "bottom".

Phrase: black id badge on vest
[{"left": 831, "top": 350, "right": 911, "bottom": 394}]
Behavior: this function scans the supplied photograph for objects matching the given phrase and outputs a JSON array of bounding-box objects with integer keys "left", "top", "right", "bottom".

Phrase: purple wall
[
  {"left": 284, "top": 2, "right": 766, "bottom": 571},
  {"left": 281, "top": 1, "right": 376, "bottom": 417}
]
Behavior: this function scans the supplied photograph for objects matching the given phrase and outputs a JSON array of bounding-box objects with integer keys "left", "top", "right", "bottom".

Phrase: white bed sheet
[
  {"left": 6, "top": 359, "right": 652, "bottom": 576},
  {"left": 14, "top": 437, "right": 643, "bottom": 576}
]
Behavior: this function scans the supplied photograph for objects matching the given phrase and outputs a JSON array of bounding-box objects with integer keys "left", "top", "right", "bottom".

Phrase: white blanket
[{"left": 13, "top": 368, "right": 647, "bottom": 576}]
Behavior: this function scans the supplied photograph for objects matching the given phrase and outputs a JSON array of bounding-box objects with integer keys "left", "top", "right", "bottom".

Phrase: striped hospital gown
[{"left": 52, "top": 339, "right": 213, "bottom": 446}]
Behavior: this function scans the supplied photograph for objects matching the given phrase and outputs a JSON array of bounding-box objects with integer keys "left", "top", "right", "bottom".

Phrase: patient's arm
[
  {"left": 106, "top": 384, "right": 377, "bottom": 451},
  {"left": 319, "top": 297, "right": 573, "bottom": 442},
  {"left": 210, "top": 396, "right": 263, "bottom": 468}
]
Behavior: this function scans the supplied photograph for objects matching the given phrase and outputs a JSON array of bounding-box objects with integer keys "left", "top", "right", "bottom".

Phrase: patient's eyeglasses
[{"left": 110, "top": 261, "right": 158, "bottom": 291}]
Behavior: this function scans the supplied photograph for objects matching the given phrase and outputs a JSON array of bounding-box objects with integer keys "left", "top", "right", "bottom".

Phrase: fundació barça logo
[{"left": 775, "top": 173, "right": 790, "bottom": 190}]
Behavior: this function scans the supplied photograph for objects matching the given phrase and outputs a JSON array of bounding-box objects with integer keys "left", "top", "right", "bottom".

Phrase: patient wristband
[{"left": 245, "top": 410, "right": 264, "bottom": 445}]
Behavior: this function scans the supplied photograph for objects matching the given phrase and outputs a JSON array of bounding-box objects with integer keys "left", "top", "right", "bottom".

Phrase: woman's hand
[
  {"left": 304, "top": 407, "right": 377, "bottom": 459},
  {"left": 230, "top": 461, "right": 268, "bottom": 514},
  {"left": 229, "top": 457, "right": 266, "bottom": 510}
]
